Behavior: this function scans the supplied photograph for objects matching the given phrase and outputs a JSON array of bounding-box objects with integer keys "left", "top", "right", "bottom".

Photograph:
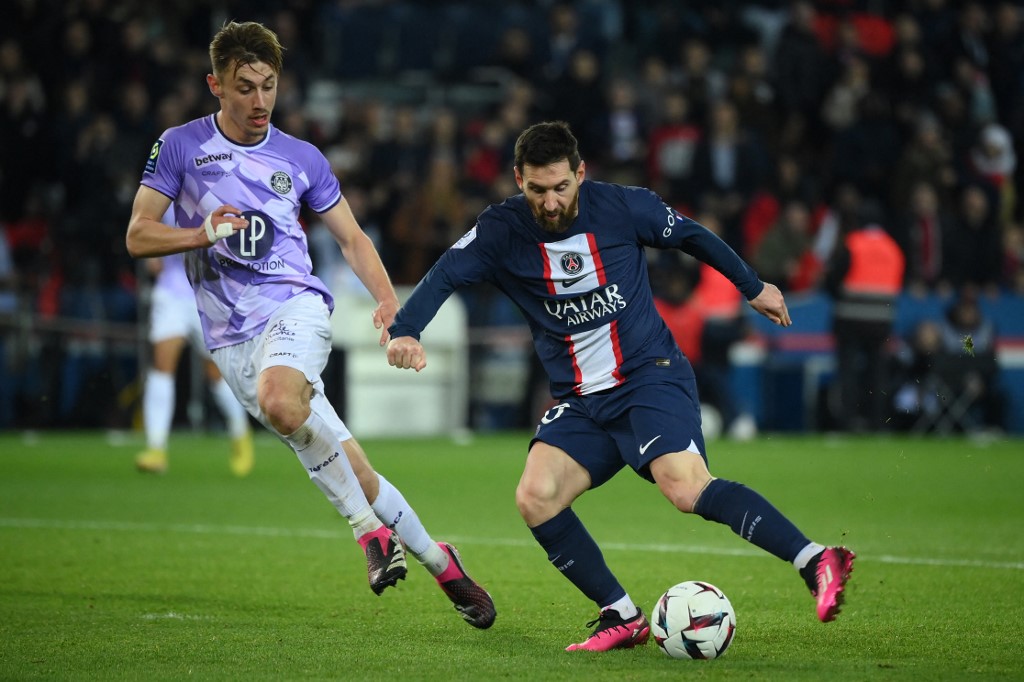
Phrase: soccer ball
[{"left": 651, "top": 580, "right": 736, "bottom": 660}]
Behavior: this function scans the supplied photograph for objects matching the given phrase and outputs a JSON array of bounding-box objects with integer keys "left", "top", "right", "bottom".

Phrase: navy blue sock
[
  {"left": 530, "top": 507, "right": 625, "bottom": 607},
  {"left": 694, "top": 478, "right": 810, "bottom": 563}
]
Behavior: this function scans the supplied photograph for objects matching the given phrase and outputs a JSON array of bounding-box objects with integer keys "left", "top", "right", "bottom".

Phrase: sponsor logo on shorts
[{"left": 639, "top": 435, "right": 662, "bottom": 455}]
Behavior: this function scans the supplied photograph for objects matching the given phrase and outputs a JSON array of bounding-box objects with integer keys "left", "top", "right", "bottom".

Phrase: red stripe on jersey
[
  {"left": 566, "top": 333, "right": 584, "bottom": 395},
  {"left": 586, "top": 233, "right": 606, "bottom": 285},
  {"left": 539, "top": 243, "right": 556, "bottom": 295},
  {"left": 609, "top": 319, "right": 626, "bottom": 385}
]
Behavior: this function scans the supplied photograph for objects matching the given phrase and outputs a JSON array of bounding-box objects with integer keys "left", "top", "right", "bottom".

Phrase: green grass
[{"left": 1, "top": 430, "right": 1022, "bottom": 681}]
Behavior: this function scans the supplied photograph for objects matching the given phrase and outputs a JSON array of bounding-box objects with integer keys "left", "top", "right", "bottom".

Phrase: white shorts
[
  {"left": 148, "top": 285, "right": 207, "bottom": 353},
  {"left": 210, "top": 292, "right": 352, "bottom": 442}
]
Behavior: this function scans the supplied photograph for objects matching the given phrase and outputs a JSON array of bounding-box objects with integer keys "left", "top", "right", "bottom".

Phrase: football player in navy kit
[{"left": 387, "top": 121, "right": 853, "bottom": 651}]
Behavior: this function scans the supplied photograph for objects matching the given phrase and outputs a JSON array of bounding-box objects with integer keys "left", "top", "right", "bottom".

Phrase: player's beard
[{"left": 531, "top": 190, "right": 579, "bottom": 233}]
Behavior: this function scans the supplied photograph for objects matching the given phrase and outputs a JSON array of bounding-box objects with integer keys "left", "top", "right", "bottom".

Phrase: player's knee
[
  {"left": 258, "top": 389, "right": 306, "bottom": 435},
  {"left": 651, "top": 454, "right": 712, "bottom": 513},
  {"left": 515, "top": 476, "right": 559, "bottom": 525}
]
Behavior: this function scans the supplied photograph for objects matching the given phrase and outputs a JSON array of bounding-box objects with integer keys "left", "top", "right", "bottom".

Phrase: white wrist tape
[{"left": 204, "top": 213, "right": 235, "bottom": 242}]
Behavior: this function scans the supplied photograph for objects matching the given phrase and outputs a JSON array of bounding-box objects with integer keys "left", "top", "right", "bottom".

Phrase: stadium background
[{"left": 1, "top": 0, "right": 1022, "bottom": 434}]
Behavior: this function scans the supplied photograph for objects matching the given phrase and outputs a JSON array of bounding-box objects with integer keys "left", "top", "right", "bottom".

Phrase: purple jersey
[
  {"left": 140, "top": 114, "right": 341, "bottom": 349},
  {"left": 155, "top": 252, "right": 193, "bottom": 298},
  {"left": 390, "top": 181, "right": 764, "bottom": 398}
]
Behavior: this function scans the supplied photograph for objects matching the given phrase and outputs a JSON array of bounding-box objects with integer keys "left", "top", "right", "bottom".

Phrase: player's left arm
[
  {"left": 319, "top": 197, "right": 401, "bottom": 345},
  {"left": 632, "top": 188, "right": 790, "bottom": 326}
]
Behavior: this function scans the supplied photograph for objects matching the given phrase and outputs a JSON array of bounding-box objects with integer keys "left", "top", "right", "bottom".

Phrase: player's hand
[
  {"left": 372, "top": 298, "right": 401, "bottom": 347},
  {"left": 203, "top": 205, "right": 248, "bottom": 245},
  {"left": 387, "top": 336, "right": 427, "bottom": 372},
  {"left": 748, "top": 282, "right": 792, "bottom": 327}
]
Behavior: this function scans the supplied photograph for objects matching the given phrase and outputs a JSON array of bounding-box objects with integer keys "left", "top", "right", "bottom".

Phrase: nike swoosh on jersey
[
  {"left": 639, "top": 435, "right": 662, "bottom": 454},
  {"left": 561, "top": 275, "right": 587, "bottom": 287}
]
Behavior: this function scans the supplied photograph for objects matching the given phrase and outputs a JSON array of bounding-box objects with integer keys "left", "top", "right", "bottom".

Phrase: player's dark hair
[
  {"left": 514, "top": 121, "right": 581, "bottom": 173},
  {"left": 209, "top": 21, "right": 284, "bottom": 77}
]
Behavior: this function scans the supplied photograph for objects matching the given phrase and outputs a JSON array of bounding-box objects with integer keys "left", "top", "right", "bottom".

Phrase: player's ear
[
  {"left": 207, "top": 74, "right": 222, "bottom": 98},
  {"left": 514, "top": 165, "right": 524, "bottom": 191},
  {"left": 576, "top": 160, "right": 586, "bottom": 183}
]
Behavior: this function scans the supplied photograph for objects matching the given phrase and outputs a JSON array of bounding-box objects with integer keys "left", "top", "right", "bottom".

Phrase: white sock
[
  {"left": 371, "top": 474, "right": 447, "bottom": 575},
  {"left": 793, "top": 542, "right": 826, "bottom": 570},
  {"left": 604, "top": 594, "right": 639, "bottom": 620},
  {"left": 210, "top": 378, "right": 249, "bottom": 438},
  {"left": 284, "top": 412, "right": 379, "bottom": 537},
  {"left": 143, "top": 369, "right": 174, "bottom": 451}
]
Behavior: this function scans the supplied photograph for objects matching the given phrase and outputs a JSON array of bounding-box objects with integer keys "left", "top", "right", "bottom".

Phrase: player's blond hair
[{"left": 209, "top": 21, "right": 284, "bottom": 77}]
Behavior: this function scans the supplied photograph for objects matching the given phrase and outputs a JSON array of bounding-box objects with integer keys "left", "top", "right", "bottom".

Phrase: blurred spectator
[
  {"left": 825, "top": 217, "right": 906, "bottom": 432},
  {"left": 743, "top": 152, "right": 822, "bottom": 260},
  {"left": 829, "top": 91, "right": 902, "bottom": 210},
  {"left": 966, "top": 123, "right": 1017, "bottom": 224},
  {"left": 689, "top": 98, "right": 769, "bottom": 252},
  {"left": 387, "top": 154, "right": 470, "bottom": 285},
  {"left": 691, "top": 212, "right": 759, "bottom": 440},
  {"left": 988, "top": 2, "right": 1024, "bottom": 130},
  {"left": 545, "top": 48, "right": 605, "bottom": 161},
  {"left": 646, "top": 91, "right": 700, "bottom": 205},
  {"left": 893, "top": 181, "right": 955, "bottom": 294},
  {"left": 752, "top": 198, "right": 819, "bottom": 293},
  {"left": 773, "top": 0, "right": 831, "bottom": 150},
  {"left": 821, "top": 54, "right": 871, "bottom": 133},
  {"left": 892, "top": 290, "right": 1004, "bottom": 433},
  {"left": 726, "top": 43, "right": 779, "bottom": 153},
  {"left": 889, "top": 319, "right": 948, "bottom": 431},
  {"left": 671, "top": 38, "right": 726, "bottom": 129},
  {"left": 490, "top": 27, "right": 538, "bottom": 81},
  {"left": 889, "top": 111, "right": 958, "bottom": 217},
  {"left": 0, "top": 50, "right": 49, "bottom": 221},
  {"left": 1003, "top": 221, "right": 1024, "bottom": 293},
  {"left": 593, "top": 77, "right": 647, "bottom": 184},
  {"left": 943, "top": 183, "right": 1003, "bottom": 293},
  {"left": 543, "top": 2, "right": 605, "bottom": 82}
]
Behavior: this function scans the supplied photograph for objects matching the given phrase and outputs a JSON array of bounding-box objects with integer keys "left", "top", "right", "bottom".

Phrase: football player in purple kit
[
  {"left": 387, "top": 121, "right": 853, "bottom": 651},
  {"left": 125, "top": 21, "right": 494, "bottom": 629}
]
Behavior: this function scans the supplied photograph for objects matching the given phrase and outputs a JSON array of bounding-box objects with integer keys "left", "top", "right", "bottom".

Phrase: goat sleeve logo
[
  {"left": 270, "top": 171, "right": 293, "bottom": 195},
  {"left": 144, "top": 139, "right": 163, "bottom": 174}
]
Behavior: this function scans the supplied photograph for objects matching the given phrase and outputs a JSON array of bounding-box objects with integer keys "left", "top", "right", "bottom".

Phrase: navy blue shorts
[{"left": 531, "top": 362, "right": 708, "bottom": 489}]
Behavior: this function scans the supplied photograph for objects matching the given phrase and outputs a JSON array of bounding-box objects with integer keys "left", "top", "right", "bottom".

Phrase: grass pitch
[{"left": 1, "top": 430, "right": 1022, "bottom": 680}]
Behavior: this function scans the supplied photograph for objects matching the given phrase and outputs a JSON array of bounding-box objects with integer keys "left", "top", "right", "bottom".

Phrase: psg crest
[{"left": 560, "top": 252, "right": 584, "bottom": 275}]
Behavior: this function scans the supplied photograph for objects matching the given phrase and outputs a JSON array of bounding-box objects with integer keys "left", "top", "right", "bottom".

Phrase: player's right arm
[
  {"left": 386, "top": 222, "right": 495, "bottom": 372},
  {"left": 126, "top": 186, "right": 248, "bottom": 258}
]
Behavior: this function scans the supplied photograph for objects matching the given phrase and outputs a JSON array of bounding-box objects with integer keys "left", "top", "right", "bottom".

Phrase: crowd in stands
[{"left": 1, "top": 0, "right": 1022, "bottom": 431}]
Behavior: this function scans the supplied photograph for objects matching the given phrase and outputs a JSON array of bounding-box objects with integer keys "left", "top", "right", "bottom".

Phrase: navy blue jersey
[{"left": 390, "top": 181, "right": 764, "bottom": 398}]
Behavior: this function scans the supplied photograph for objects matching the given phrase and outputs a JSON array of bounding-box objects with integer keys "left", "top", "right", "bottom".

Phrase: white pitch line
[{"left": 2, "top": 517, "right": 1022, "bottom": 571}]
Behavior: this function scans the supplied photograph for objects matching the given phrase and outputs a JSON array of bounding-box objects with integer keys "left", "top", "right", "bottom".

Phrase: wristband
[{"left": 204, "top": 213, "right": 235, "bottom": 242}]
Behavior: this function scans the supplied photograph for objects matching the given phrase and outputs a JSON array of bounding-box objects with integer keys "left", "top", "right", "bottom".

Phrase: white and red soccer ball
[{"left": 651, "top": 580, "right": 736, "bottom": 660}]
